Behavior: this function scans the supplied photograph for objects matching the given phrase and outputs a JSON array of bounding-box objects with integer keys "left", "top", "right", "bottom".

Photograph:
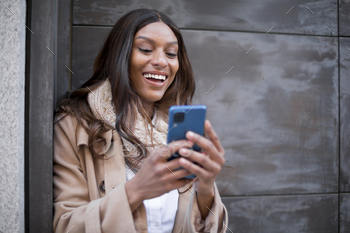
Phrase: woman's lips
[
  {"left": 142, "top": 72, "right": 168, "bottom": 87},
  {"left": 144, "top": 75, "right": 167, "bottom": 87}
]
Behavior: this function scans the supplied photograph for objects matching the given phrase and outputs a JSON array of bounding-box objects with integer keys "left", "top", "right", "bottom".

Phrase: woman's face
[{"left": 129, "top": 22, "right": 179, "bottom": 104}]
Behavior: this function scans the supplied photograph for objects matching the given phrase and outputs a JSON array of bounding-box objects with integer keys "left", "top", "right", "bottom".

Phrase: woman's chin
[{"left": 141, "top": 93, "right": 166, "bottom": 103}]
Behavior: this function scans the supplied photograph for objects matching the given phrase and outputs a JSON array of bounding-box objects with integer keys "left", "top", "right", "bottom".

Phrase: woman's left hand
[{"left": 178, "top": 120, "right": 225, "bottom": 196}]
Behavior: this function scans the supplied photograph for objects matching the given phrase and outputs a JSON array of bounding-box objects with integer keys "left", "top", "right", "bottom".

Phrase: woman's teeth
[{"left": 143, "top": 73, "right": 167, "bottom": 81}]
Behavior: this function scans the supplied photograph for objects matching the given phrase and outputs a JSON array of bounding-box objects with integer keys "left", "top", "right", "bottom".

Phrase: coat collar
[{"left": 76, "top": 125, "right": 115, "bottom": 158}]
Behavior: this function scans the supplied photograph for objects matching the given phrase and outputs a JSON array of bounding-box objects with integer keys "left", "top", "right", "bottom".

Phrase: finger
[
  {"left": 204, "top": 120, "right": 225, "bottom": 154},
  {"left": 185, "top": 131, "right": 224, "bottom": 164},
  {"left": 178, "top": 148, "right": 222, "bottom": 171},
  {"left": 179, "top": 157, "right": 211, "bottom": 180},
  {"left": 164, "top": 157, "right": 195, "bottom": 178},
  {"left": 163, "top": 165, "right": 193, "bottom": 180},
  {"left": 153, "top": 140, "right": 193, "bottom": 161},
  {"left": 152, "top": 157, "right": 193, "bottom": 180},
  {"left": 165, "top": 157, "right": 186, "bottom": 170}
]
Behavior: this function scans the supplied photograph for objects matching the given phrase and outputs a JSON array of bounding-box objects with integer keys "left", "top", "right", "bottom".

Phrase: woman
[{"left": 53, "top": 9, "right": 228, "bottom": 233}]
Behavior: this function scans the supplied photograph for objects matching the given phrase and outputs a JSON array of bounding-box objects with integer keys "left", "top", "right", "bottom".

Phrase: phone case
[{"left": 167, "top": 105, "right": 207, "bottom": 179}]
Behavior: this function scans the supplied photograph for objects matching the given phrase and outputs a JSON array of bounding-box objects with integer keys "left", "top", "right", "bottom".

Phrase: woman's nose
[{"left": 150, "top": 50, "right": 168, "bottom": 68}]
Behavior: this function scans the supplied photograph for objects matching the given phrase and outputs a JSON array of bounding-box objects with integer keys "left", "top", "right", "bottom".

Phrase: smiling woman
[{"left": 53, "top": 8, "right": 228, "bottom": 233}]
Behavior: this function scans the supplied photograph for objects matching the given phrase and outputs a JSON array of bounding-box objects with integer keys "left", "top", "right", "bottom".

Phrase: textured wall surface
[
  {"left": 222, "top": 194, "right": 338, "bottom": 233},
  {"left": 54, "top": 0, "right": 350, "bottom": 232},
  {"left": 0, "top": 0, "right": 26, "bottom": 232},
  {"left": 340, "top": 37, "right": 350, "bottom": 192}
]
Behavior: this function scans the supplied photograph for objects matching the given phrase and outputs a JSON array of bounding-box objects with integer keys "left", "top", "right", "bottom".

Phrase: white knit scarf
[{"left": 87, "top": 79, "right": 168, "bottom": 169}]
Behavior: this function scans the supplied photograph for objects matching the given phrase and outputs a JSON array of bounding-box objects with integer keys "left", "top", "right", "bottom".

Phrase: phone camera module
[{"left": 174, "top": 112, "right": 185, "bottom": 123}]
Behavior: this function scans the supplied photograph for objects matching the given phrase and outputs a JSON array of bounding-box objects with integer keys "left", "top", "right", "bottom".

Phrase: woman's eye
[
  {"left": 138, "top": 48, "right": 152, "bottom": 53},
  {"left": 166, "top": 53, "right": 177, "bottom": 58}
]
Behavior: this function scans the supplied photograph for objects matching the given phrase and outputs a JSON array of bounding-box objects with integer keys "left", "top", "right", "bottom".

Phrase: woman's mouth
[
  {"left": 142, "top": 73, "right": 169, "bottom": 87},
  {"left": 143, "top": 73, "right": 167, "bottom": 82}
]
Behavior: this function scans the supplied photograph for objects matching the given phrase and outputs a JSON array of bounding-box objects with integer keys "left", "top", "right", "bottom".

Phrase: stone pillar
[{"left": 0, "top": 0, "right": 26, "bottom": 232}]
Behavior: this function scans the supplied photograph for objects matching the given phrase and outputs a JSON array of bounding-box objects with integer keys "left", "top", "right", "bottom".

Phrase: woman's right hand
[{"left": 124, "top": 140, "right": 194, "bottom": 212}]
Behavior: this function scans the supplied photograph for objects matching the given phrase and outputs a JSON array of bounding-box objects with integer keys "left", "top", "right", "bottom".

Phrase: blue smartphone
[{"left": 167, "top": 105, "right": 207, "bottom": 179}]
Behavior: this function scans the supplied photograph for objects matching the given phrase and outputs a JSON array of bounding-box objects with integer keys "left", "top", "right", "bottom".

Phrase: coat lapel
[
  {"left": 103, "top": 130, "right": 126, "bottom": 193},
  {"left": 104, "top": 129, "right": 148, "bottom": 232}
]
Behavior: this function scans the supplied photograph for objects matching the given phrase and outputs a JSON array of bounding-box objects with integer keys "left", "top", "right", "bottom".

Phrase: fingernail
[
  {"left": 180, "top": 148, "right": 188, "bottom": 155},
  {"left": 206, "top": 120, "right": 211, "bottom": 127},
  {"left": 180, "top": 158, "right": 188, "bottom": 164},
  {"left": 187, "top": 131, "right": 194, "bottom": 138}
]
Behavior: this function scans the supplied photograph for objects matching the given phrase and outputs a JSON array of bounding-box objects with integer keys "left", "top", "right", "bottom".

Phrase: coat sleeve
[
  {"left": 53, "top": 114, "right": 138, "bottom": 233},
  {"left": 182, "top": 184, "right": 228, "bottom": 233}
]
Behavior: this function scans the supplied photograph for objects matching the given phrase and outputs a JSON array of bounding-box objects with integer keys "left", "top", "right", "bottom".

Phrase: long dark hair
[{"left": 56, "top": 9, "right": 196, "bottom": 165}]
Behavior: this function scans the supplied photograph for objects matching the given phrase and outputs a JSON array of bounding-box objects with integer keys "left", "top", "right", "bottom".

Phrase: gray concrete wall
[{"left": 0, "top": 0, "right": 26, "bottom": 232}]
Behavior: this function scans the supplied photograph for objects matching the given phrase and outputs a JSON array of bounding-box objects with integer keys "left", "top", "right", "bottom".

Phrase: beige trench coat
[{"left": 53, "top": 113, "right": 228, "bottom": 233}]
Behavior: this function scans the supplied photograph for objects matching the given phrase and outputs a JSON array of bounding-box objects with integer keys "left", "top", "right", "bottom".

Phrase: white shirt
[{"left": 125, "top": 163, "right": 179, "bottom": 233}]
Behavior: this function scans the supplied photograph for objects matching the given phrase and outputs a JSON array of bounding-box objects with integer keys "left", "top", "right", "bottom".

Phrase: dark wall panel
[
  {"left": 340, "top": 193, "right": 350, "bottom": 233},
  {"left": 26, "top": 0, "right": 55, "bottom": 231},
  {"left": 56, "top": 0, "right": 72, "bottom": 107},
  {"left": 178, "top": 0, "right": 337, "bottom": 36},
  {"left": 182, "top": 30, "right": 339, "bottom": 195},
  {"left": 72, "top": 26, "right": 111, "bottom": 90},
  {"left": 339, "top": 0, "right": 350, "bottom": 36},
  {"left": 73, "top": 0, "right": 178, "bottom": 26},
  {"left": 73, "top": 0, "right": 337, "bottom": 36},
  {"left": 222, "top": 194, "right": 338, "bottom": 233},
  {"left": 340, "top": 37, "right": 350, "bottom": 191}
]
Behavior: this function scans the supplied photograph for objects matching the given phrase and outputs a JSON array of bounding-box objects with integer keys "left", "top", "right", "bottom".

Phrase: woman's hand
[
  {"left": 178, "top": 120, "right": 226, "bottom": 218},
  {"left": 125, "top": 140, "right": 194, "bottom": 212}
]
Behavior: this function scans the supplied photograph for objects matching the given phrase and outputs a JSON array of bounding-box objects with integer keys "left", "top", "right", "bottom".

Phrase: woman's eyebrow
[{"left": 135, "top": 36, "right": 178, "bottom": 45}]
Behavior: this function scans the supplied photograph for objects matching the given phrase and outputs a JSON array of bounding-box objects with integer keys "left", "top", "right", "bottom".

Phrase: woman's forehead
[{"left": 134, "top": 22, "right": 178, "bottom": 44}]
